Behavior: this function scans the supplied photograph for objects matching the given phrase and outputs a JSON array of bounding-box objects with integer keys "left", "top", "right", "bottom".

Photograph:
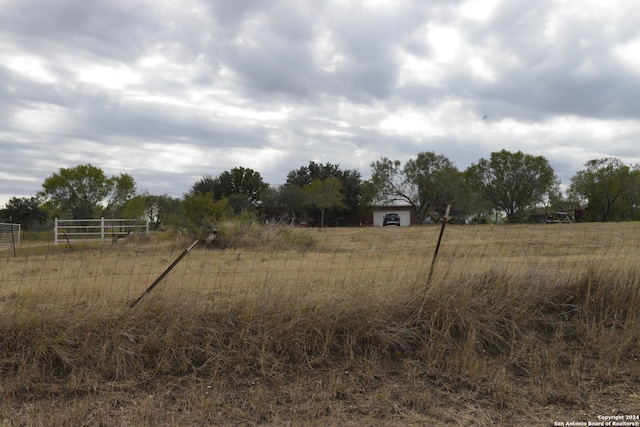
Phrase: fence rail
[{"left": 54, "top": 217, "right": 149, "bottom": 245}]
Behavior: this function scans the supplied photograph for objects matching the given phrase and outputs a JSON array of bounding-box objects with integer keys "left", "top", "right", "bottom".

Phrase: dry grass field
[{"left": 1, "top": 222, "right": 640, "bottom": 426}]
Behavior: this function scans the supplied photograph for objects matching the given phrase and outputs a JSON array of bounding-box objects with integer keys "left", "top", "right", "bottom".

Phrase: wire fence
[
  {"left": 0, "top": 222, "right": 20, "bottom": 246},
  {"left": 2, "top": 222, "right": 640, "bottom": 308}
]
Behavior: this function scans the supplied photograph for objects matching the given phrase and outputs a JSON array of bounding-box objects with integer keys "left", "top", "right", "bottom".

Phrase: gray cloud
[{"left": 2, "top": 0, "right": 640, "bottom": 206}]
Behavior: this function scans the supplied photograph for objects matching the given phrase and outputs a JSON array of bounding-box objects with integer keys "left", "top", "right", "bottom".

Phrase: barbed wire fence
[{"left": 2, "top": 221, "right": 640, "bottom": 309}]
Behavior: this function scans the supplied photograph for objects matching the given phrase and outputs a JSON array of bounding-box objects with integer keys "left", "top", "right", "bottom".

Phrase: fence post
[
  {"left": 54, "top": 218, "right": 58, "bottom": 245},
  {"left": 427, "top": 204, "right": 451, "bottom": 286},
  {"left": 9, "top": 216, "right": 16, "bottom": 257},
  {"left": 101, "top": 217, "right": 105, "bottom": 244},
  {"left": 129, "top": 240, "right": 199, "bottom": 309}
]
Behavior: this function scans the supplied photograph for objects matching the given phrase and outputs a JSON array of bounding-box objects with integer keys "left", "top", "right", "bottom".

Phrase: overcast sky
[{"left": 2, "top": 0, "right": 640, "bottom": 207}]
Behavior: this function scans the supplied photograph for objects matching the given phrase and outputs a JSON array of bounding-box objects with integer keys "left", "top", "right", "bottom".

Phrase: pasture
[{"left": 1, "top": 222, "right": 640, "bottom": 425}]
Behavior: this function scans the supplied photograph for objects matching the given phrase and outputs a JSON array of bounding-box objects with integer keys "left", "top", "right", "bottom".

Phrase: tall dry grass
[{"left": 1, "top": 222, "right": 640, "bottom": 424}]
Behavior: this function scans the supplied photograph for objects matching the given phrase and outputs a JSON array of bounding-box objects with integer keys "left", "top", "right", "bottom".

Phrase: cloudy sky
[{"left": 2, "top": 0, "right": 640, "bottom": 206}]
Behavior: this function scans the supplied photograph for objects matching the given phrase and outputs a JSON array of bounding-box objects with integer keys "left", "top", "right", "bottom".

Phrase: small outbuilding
[{"left": 369, "top": 205, "right": 415, "bottom": 227}]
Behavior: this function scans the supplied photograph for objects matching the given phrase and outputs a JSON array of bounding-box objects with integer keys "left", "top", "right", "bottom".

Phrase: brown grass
[{"left": 1, "top": 222, "right": 640, "bottom": 425}]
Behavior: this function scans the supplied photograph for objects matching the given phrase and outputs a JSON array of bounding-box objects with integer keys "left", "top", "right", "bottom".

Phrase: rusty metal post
[
  {"left": 129, "top": 239, "right": 199, "bottom": 309},
  {"left": 428, "top": 205, "right": 451, "bottom": 285}
]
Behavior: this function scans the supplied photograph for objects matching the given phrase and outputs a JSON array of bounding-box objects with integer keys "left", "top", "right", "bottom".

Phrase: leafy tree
[
  {"left": 181, "top": 191, "right": 229, "bottom": 238},
  {"left": 0, "top": 197, "right": 49, "bottom": 230},
  {"left": 453, "top": 181, "right": 493, "bottom": 223},
  {"left": 358, "top": 180, "right": 377, "bottom": 214},
  {"left": 260, "top": 184, "right": 306, "bottom": 224},
  {"left": 39, "top": 164, "right": 137, "bottom": 219},
  {"left": 115, "top": 192, "right": 183, "bottom": 228},
  {"left": 139, "top": 193, "right": 183, "bottom": 230},
  {"left": 118, "top": 195, "right": 146, "bottom": 220},
  {"left": 192, "top": 167, "right": 268, "bottom": 214},
  {"left": 191, "top": 175, "right": 217, "bottom": 197},
  {"left": 227, "top": 193, "right": 256, "bottom": 215},
  {"left": 287, "top": 161, "right": 342, "bottom": 187},
  {"left": 302, "top": 178, "right": 347, "bottom": 227},
  {"left": 625, "top": 166, "right": 640, "bottom": 220},
  {"left": 569, "top": 158, "right": 632, "bottom": 222},
  {"left": 371, "top": 152, "right": 462, "bottom": 224},
  {"left": 544, "top": 184, "right": 567, "bottom": 212},
  {"left": 464, "top": 150, "right": 556, "bottom": 223},
  {"left": 286, "top": 161, "right": 367, "bottom": 217},
  {"left": 103, "top": 173, "right": 137, "bottom": 218}
]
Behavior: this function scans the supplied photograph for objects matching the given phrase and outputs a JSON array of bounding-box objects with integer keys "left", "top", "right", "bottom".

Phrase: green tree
[
  {"left": 464, "top": 150, "right": 556, "bottom": 223},
  {"left": 260, "top": 184, "right": 306, "bottom": 224},
  {"left": 545, "top": 184, "right": 567, "bottom": 212},
  {"left": 39, "top": 164, "right": 136, "bottom": 219},
  {"left": 625, "top": 166, "right": 640, "bottom": 220},
  {"left": 302, "top": 178, "right": 347, "bottom": 227},
  {"left": 286, "top": 161, "right": 367, "bottom": 218},
  {"left": 192, "top": 167, "right": 268, "bottom": 214},
  {"left": 0, "top": 197, "right": 49, "bottom": 230},
  {"left": 191, "top": 175, "right": 217, "bottom": 197},
  {"left": 181, "top": 191, "right": 229, "bottom": 238},
  {"left": 371, "top": 152, "right": 461, "bottom": 224},
  {"left": 103, "top": 173, "right": 137, "bottom": 218},
  {"left": 287, "top": 161, "right": 343, "bottom": 187},
  {"left": 569, "top": 158, "right": 632, "bottom": 222},
  {"left": 138, "top": 193, "right": 183, "bottom": 230},
  {"left": 117, "top": 191, "right": 182, "bottom": 225},
  {"left": 358, "top": 180, "right": 377, "bottom": 214},
  {"left": 118, "top": 195, "right": 146, "bottom": 221}
]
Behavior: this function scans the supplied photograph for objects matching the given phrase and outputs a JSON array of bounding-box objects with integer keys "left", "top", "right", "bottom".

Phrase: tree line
[{"left": 2, "top": 150, "right": 639, "bottom": 233}]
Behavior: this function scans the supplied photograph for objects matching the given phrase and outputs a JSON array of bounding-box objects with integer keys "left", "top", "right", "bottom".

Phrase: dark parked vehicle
[{"left": 383, "top": 213, "right": 401, "bottom": 226}]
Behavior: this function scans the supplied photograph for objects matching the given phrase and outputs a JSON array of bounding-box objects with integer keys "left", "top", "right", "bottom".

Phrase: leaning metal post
[
  {"left": 427, "top": 204, "right": 451, "bottom": 286},
  {"left": 129, "top": 239, "right": 199, "bottom": 309}
]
